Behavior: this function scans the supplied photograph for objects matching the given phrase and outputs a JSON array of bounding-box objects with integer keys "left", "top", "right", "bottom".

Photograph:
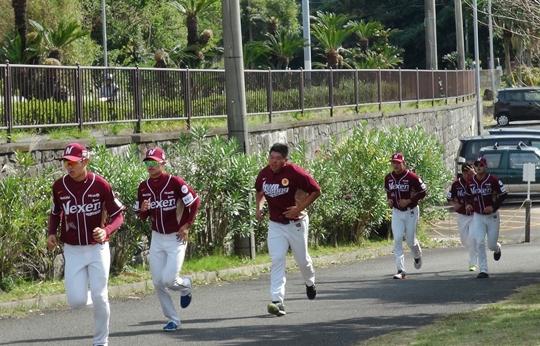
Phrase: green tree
[
  {"left": 311, "top": 11, "right": 352, "bottom": 68},
  {"left": 29, "top": 19, "right": 87, "bottom": 62}
]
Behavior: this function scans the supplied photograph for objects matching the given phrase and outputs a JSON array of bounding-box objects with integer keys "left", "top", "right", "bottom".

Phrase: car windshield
[
  {"left": 483, "top": 153, "right": 502, "bottom": 168},
  {"left": 524, "top": 91, "right": 540, "bottom": 102},
  {"left": 509, "top": 152, "right": 540, "bottom": 169}
]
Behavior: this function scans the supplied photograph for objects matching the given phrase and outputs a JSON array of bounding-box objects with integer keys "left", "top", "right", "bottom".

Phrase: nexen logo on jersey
[
  {"left": 62, "top": 200, "right": 102, "bottom": 216},
  {"left": 388, "top": 182, "right": 410, "bottom": 191},
  {"left": 470, "top": 186, "right": 493, "bottom": 195},
  {"left": 263, "top": 181, "right": 289, "bottom": 198},
  {"left": 149, "top": 199, "right": 177, "bottom": 211}
]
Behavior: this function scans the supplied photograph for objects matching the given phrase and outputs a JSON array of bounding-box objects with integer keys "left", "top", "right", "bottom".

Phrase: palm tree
[
  {"left": 311, "top": 11, "right": 351, "bottom": 68},
  {"left": 347, "top": 20, "right": 383, "bottom": 51},
  {"left": 264, "top": 29, "right": 305, "bottom": 69},
  {"left": 29, "top": 19, "right": 87, "bottom": 62},
  {"left": 171, "top": 0, "right": 220, "bottom": 47},
  {"left": 11, "top": 0, "right": 27, "bottom": 57}
]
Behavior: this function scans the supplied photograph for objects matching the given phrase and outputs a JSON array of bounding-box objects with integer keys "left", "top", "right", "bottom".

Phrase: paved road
[{"left": 2, "top": 211, "right": 540, "bottom": 346}]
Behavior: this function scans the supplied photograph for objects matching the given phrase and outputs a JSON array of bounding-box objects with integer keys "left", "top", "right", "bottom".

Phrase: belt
[{"left": 394, "top": 206, "right": 416, "bottom": 212}]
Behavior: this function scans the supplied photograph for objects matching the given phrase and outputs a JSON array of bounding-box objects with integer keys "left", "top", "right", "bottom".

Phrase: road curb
[{"left": 0, "top": 246, "right": 394, "bottom": 313}]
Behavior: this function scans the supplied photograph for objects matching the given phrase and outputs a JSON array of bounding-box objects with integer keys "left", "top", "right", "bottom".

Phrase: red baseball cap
[
  {"left": 62, "top": 143, "right": 89, "bottom": 162},
  {"left": 474, "top": 156, "right": 487, "bottom": 166},
  {"left": 390, "top": 152, "right": 405, "bottom": 163},
  {"left": 144, "top": 147, "right": 166, "bottom": 162}
]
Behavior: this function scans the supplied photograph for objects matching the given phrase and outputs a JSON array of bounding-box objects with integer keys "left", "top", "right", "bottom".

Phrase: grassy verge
[
  {"left": 362, "top": 284, "right": 540, "bottom": 346},
  {"left": 0, "top": 240, "right": 392, "bottom": 304}
]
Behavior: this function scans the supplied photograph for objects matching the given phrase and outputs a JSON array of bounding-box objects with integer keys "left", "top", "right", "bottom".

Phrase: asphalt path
[{"left": 2, "top": 209, "right": 540, "bottom": 346}]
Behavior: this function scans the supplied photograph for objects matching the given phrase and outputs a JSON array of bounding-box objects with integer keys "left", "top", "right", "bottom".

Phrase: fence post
[
  {"left": 134, "top": 66, "right": 142, "bottom": 133},
  {"left": 299, "top": 68, "right": 305, "bottom": 116},
  {"left": 354, "top": 69, "right": 359, "bottom": 113},
  {"left": 445, "top": 68, "right": 448, "bottom": 105},
  {"left": 184, "top": 68, "right": 192, "bottom": 130},
  {"left": 431, "top": 69, "right": 435, "bottom": 107},
  {"left": 455, "top": 70, "right": 459, "bottom": 104},
  {"left": 416, "top": 67, "right": 420, "bottom": 108},
  {"left": 75, "top": 64, "right": 83, "bottom": 132},
  {"left": 266, "top": 68, "right": 273, "bottom": 123},
  {"left": 329, "top": 68, "right": 334, "bottom": 117},
  {"left": 377, "top": 69, "right": 382, "bottom": 111},
  {"left": 4, "top": 61, "right": 12, "bottom": 143},
  {"left": 398, "top": 68, "right": 402, "bottom": 109}
]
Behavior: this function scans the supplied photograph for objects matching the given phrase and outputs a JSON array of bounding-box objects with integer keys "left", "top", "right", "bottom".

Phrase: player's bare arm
[
  {"left": 387, "top": 199, "right": 393, "bottom": 208},
  {"left": 283, "top": 190, "right": 321, "bottom": 219},
  {"left": 178, "top": 223, "right": 190, "bottom": 241},
  {"left": 47, "top": 234, "right": 57, "bottom": 251},
  {"left": 255, "top": 190, "right": 266, "bottom": 221},
  {"left": 140, "top": 199, "right": 150, "bottom": 212}
]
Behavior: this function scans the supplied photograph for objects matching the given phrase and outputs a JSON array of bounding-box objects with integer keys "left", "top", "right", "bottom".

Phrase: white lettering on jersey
[
  {"left": 263, "top": 181, "right": 290, "bottom": 198},
  {"left": 182, "top": 193, "right": 195, "bottom": 205},
  {"left": 149, "top": 199, "right": 177, "bottom": 211},
  {"left": 388, "top": 182, "right": 409, "bottom": 191},
  {"left": 62, "top": 200, "right": 102, "bottom": 216}
]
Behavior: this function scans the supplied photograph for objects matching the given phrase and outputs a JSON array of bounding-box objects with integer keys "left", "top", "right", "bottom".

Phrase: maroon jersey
[
  {"left": 137, "top": 173, "right": 199, "bottom": 234},
  {"left": 255, "top": 163, "right": 320, "bottom": 224},
  {"left": 447, "top": 177, "right": 469, "bottom": 215},
  {"left": 384, "top": 170, "right": 427, "bottom": 210},
  {"left": 49, "top": 172, "right": 124, "bottom": 245},
  {"left": 465, "top": 174, "right": 507, "bottom": 214}
]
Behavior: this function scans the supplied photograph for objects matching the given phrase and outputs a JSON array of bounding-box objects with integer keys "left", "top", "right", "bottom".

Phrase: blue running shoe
[
  {"left": 162, "top": 321, "right": 178, "bottom": 332},
  {"left": 180, "top": 293, "right": 192, "bottom": 308}
]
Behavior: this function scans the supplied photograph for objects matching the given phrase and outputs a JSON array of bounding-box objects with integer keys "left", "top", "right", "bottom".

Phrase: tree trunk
[
  {"left": 327, "top": 49, "right": 339, "bottom": 68},
  {"left": 503, "top": 29, "right": 513, "bottom": 75},
  {"left": 186, "top": 14, "right": 199, "bottom": 47},
  {"left": 11, "top": 0, "right": 27, "bottom": 56}
]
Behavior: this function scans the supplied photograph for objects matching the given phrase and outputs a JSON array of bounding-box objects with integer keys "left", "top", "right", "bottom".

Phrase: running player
[
  {"left": 255, "top": 143, "right": 321, "bottom": 317},
  {"left": 448, "top": 164, "right": 484, "bottom": 272},
  {"left": 465, "top": 156, "right": 507, "bottom": 279},
  {"left": 47, "top": 143, "right": 125, "bottom": 346},
  {"left": 384, "top": 153, "right": 427, "bottom": 280},
  {"left": 136, "top": 147, "right": 200, "bottom": 331}
]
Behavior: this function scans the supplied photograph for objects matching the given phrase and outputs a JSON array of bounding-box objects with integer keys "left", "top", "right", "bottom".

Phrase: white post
[
  {"left": 473, "top": 0, "right": 483, "bottom": 135},
  {"left": 488, "top": 0, "right": 497, "bottom": 98},
  {"left": 101, "top": 0, "right": 108, "bottom": 67},
  {"left": 301, "top": 0, "right": 312, "bottom": 71}
]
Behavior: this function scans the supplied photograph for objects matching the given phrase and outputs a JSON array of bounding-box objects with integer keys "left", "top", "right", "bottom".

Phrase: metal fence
[{"left": 0, "top": 64, "right": 475, "bottom": 135}]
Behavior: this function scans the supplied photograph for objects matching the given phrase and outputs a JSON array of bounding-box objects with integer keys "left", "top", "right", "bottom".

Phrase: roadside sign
[{"left": 523, "top": 162, "right": 536, "bottom": 182}]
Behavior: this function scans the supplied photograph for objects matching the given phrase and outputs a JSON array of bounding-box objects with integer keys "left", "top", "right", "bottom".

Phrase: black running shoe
[
  {"left": 306, "top": 284, "right": 317, "bottom": 300},
  {"left": 477, "top": 272, "right": 489, "bottom": 279}
]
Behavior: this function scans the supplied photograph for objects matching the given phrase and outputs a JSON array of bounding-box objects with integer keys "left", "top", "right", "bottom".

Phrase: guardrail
[{"left": 0, "top": 64, "right": 475, "bottom": 137}]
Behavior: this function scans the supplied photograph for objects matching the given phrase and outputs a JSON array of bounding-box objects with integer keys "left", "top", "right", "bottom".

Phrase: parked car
[
  {"left": 479, "top": 143, "right": 540, "bottom": 195},
  {"left": 494, "top": 87, "right": 540, "bottom": 126},
  {"left": 488, "top": 128, "right": 540, "bottom": 136},
  {"left": 455, "top": 134, "right": 540, "bottom": 174}
]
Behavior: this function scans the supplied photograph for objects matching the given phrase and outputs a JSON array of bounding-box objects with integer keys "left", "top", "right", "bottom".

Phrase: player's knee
[{"left": 67, "top": 294, "right": 88, "bottom": 309}]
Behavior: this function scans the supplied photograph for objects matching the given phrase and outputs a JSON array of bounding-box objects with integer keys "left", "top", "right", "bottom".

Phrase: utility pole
[
  {"left": 473, "top": 0, "right": 483, "bottom": 135},
  {"left": 101, "top": 0, "right": 108, "bottom": 67},
  {"left": 222, "top": 0, "right": 254, "bottom": 259},
  {"left": 222, "top": 0, "right": 248, "bottom": 153},
  {"left": 454, "top": 0, "right": 466, "bottom": 69},
  {"left": 425, "top": 0, "right": 438, "bottom": 69},
  {"left": 488, "top": 0, "right": 497, "bottom": 97},
  {"left": 301, "top": 0, "right": 312, "bottom": 70}
]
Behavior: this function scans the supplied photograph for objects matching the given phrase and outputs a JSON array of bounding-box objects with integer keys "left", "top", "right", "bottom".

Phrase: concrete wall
[{"left": 0, "top": 101, "right": 476, "bottom": 174}]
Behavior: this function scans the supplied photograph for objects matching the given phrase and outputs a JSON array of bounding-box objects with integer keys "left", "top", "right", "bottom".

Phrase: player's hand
[
  {"left": 387, "top": 199, "right": 393, "bottom": 208},
  {"left": 465, "top": 204, "right": 473, "bottom": 214},
  {"left": 283, "top": 206, "right": 301, "bottom": 219},
  {"left": 93, "top": 227, "right": 106, "bottom": 243},
  {"left": 47, "top": 235, "right": 58, "bottom": 251},
  {"left": 256, "top": 208, "right": 264, "bottom": 222},
  {"left": 140, "top": 199, "right": 150, "bottom": 212},
  {"left": 177, "top": 225, "right": 189, "bottom": 242},
  {"left": 398, "top": 199, "right": 411, "bottom": 208},
  {"left": 483, "top": 206, "right": 494, "bottom": 214}
]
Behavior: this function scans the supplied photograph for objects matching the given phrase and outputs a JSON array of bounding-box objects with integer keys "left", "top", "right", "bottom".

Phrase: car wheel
[{"left": 496, "top": 114, "right": 510, "bottom": 126}]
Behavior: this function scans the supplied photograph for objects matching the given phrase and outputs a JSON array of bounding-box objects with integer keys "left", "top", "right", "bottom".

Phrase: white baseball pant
[
  {"left": 63, "top": 243, "right": 110, "bottom": 346},
  {"left": 149, "top": 231, "right": 192, "bottom": 325},
  {"left": 392, "top": 206, "right": 422, "bottom": 272},
  {"left": 457, "top": 213, "right": 484, "bottom": 267},
  {"left": 268, "top": 215, "right": 315, "bottom": 303},
  {"left": 471, "top": 212, "right": 500, "bottom": 273}
]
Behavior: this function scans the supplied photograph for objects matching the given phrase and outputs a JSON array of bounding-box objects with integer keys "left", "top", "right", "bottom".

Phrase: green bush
[{"left": 0, "top": 124, "right": 449, "bottom": 284}]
